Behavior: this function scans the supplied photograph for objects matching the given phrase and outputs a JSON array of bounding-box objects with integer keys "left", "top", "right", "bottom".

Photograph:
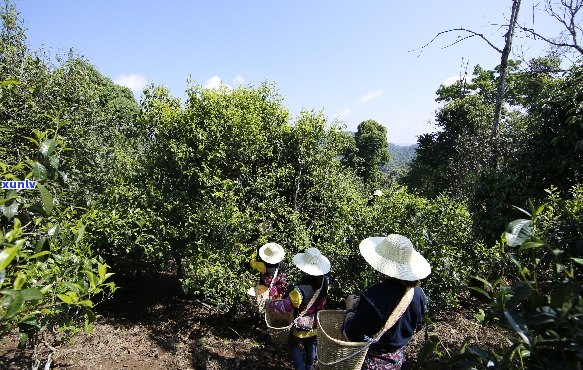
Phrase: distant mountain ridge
[
  {"left": 343, "top": 131, "right": 417, "bottom": 176},
  {"left": 387, "top": 143, "right": 417, "bottom": 170}
]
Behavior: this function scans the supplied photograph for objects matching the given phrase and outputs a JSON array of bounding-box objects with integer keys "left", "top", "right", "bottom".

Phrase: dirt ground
[{"left": 0, "top": 274, "right": 505, "bottom": 369}]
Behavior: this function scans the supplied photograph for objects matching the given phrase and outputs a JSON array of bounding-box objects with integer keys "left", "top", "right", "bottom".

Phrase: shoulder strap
[
  {"left": 296, "top": 284, "right": 322, "bottom": 318},
  {"left": 269, "top": 268, "right": 279, "bottom": 288},
  {"left": 320, "top": 288, "right": 414, "bottom": 367},
  {"left": 370, "top": 287, "right": 414, "bottom": 341}
]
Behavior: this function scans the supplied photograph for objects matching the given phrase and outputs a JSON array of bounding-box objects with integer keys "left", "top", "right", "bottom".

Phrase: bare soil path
[{"left": 0, "top": 273, "right": 504, "bottom": 369}]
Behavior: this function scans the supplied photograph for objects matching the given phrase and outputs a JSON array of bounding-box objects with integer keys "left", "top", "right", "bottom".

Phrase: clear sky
[{"left": 15, "top": 0, "right": 565, "bottom": 144}]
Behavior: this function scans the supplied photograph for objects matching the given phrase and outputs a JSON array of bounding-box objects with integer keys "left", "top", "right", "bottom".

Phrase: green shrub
[
  {"left": 329, "top": 185, "right": 494, "bottom": 311},
  {"left": 456, "top": 186, "right": 583, "bottom": 369},
  {"left": 99, "top": 81, "right": 491, "bottom": 312},
  {"left": 0, "top": 125, "right": 116, "bottom": 367}
]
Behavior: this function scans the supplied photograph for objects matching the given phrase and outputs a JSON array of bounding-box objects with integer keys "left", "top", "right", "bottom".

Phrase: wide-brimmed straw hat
[
  {"left": 259, "top": 242, "right": 285, "bottom": 264},
  {"left": 359, "top": 234, "right": 431, "bottom": 281},
  {"left": 292, "top": 248, "right": 330, "bottom": 276}
]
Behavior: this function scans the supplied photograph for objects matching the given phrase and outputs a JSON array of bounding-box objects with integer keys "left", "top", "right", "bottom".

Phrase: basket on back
[
  {"left": 317, "top": 287, "right": 415, "bottom": 369},
  {"left": 248, "top": 267, "right": 280, "bottom": 314},
  {"left": 264, "top": 299, "right": 293, "bottom": 345},
  {"left": 247, "top": 284, "right": 269, "bottom": 313},
  {"left": 317, "top": 310, "right": 369, "bottom": 370}
]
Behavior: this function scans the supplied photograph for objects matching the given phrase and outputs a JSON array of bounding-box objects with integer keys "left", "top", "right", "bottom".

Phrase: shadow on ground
[{"left": 1, "top": 272, "right": 507, "bottom": 369}]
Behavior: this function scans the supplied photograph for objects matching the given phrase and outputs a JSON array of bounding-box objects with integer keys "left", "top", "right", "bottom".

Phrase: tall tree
[
  {"left": 342, "top": 119, "right": 390, "bottom": 186},
  {"left": 492, "top": 0, "right": 522, "bottom": 139},
  {"left": 414, "top": 0, "right": 523, "bottom": 149}
]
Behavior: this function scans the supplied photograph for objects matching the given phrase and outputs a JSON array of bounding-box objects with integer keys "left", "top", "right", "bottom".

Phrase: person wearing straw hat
[
  {"left": 268, "top": 247, "right": 331, "bottom": 370},
  {"left": 342, "top": 234, "right": 430, "bottom": 369},
  {"left": 367, "top": 189, "right": 384, "bottom": 206},
  {"left": 250, "top": 242, "right": 287, "bottom": 299}
]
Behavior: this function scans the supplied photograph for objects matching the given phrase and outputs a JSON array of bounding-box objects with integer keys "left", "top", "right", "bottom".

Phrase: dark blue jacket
[{"left": 343, "top": 279, "right": 427, "bottom": 352}]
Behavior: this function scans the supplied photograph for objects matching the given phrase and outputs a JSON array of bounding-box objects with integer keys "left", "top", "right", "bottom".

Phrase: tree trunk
[{"left": 492, "top": 0, "right": 522, "bottom": 139}]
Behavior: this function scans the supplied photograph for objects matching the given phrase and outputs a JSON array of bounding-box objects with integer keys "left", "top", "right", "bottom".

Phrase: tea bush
[
  {"left": 456, "top": 186, "right": 582, "bottom": 369},
  {"left": 0, "top": 126, "right": 116, "bottom": 367}
]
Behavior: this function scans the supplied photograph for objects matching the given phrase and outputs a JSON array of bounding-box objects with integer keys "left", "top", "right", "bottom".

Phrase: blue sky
[{"left": 16, "top": 0, "right": 564, "bottom": 144}]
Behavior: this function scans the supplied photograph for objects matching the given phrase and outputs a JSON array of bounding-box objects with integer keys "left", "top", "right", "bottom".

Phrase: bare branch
[
  {"left": 539, "top": 0, "right": 583, "bottom": 54},
  {"left": 441, "top": 34, "right": 483, "bottom": 50},
  {"left": 517, "top": 24, "right": 583, "bottom": 54},
  {"left": 546, "top": 1, "right": 571, "bottom": 29},
  {"left": 410, "top": 28, "right": 503, "bottom": 57}
]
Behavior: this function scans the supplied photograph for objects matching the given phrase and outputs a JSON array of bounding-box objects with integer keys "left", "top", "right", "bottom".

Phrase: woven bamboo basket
[
  {"left": 247, "top": 285, "right": 269, "bottom": 314},
  {"left": 317, "top": 310, "right": 370, "bottom": 370},
  {"left": 264, "top": 300, "right": 293, "bottom": 345}
]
